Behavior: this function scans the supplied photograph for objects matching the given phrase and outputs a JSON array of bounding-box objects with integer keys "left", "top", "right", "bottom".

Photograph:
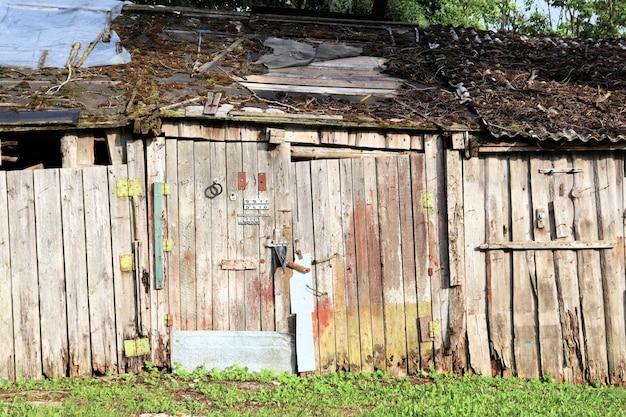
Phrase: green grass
[{"left": 0, "top": 366, "right": 625, "bottom": 416}]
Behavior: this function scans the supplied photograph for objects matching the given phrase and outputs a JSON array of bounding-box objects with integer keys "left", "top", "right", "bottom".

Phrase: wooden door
[{"left": 464, "top": 152, "right": 626, "bottom": 384}]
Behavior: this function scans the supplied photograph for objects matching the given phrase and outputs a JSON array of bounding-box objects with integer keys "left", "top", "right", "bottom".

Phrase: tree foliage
[{"left": 133, "top": 0, "right": 626, "bottom": 37}]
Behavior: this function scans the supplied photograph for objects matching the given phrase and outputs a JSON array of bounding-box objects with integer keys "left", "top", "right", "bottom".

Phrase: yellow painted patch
[
  {"left": 124, "top": 338, "right": 150, "bottom": 357},
  {"left": 119, "top": 254, "right": 134, "bottom": 272},
  {"left": 422, "top": 191, "right": 434, "bottom": 214},
  {"left": 417, "top": 302, "right": 432, "bottom": 318}
]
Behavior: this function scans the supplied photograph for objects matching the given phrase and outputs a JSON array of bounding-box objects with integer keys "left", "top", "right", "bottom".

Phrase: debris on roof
[{"left": 0, "top": 3, "right": 625, "bottom": 145}]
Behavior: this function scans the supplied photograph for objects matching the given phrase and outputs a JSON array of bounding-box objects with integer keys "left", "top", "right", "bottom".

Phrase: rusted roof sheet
[{"left": 1, "top": 4, "right": 625, "bottom": 144}]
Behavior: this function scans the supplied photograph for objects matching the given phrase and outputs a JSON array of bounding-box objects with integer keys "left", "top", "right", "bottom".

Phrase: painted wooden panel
[
  {"left": 339, "top": 159, "right": 362, "bottom": 373},
  {"left": 7, "top": 170, "right": 42, "bottom": 380},
  {"left": 290, "top": 254, "right": 315, "bottom": 372},
  {"left": 34, "top": 169, "right": 68, "bottom": 378},
  {"left": 377, "top": 156, "right": 407, "bottom": 376},
  {"left": 171, "top": 331, "right": 296, "bottom": 374}
]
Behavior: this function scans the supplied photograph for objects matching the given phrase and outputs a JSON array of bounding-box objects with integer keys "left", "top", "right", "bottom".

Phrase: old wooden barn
[{"left": 2, "top": 2, "right": 626, "bottom": 384}]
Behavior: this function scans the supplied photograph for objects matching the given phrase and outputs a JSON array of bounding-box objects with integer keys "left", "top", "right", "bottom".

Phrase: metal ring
[{"left": 204, "top": 182, "right": 223, "bottom": 199}]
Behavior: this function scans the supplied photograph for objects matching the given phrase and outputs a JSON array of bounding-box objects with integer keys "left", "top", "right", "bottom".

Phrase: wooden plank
[
  {"left": 411, "top": 153, "right": 432, "bottom": 373},
  {"left": 209, "top": 142, "right": 229, "bottom": 331},
  {"left": 257, "top": 142, "right": 275, "bottom": 331},
  {"left": 327, "top": 160, "right": 349, "bottom": 372},
  {"left": 34, "top": 169, "right": 68, "bottom": 378},
  {"left": 177, "top": 140, "right": 197, "bottom": 330},
  {"left": 356, "top": 131, "right": 387, "bottom": 149},
  {"left": 165, "top": 139, "right": 181, "bottom": 331},
  {"left": 242, "top": 74, "right": 401, "bottom": 90},
  {"left": 479, "top": 241, "right": 616, "bottom": 250},
  {"left": 272, "top": 142, "right": 293, "bottom": 333},
  {"left": 194, "top": 141, "right": 213, "bottom": 330},
  {"left": 227, "top": 142, "right": 245, "bottom": 331},
  {"left": 242, "top": 142, "right": 261, "bottom": 331},
  {"left": 126, "top": 139, "right": 151, "bottom": 337},
  {"left": 293, "top": 160, "right": 319, "bottom": 370},
  {"left": 108, "top": 165, "right": 142, "bottom": 373},
  {"left": 0, "top": 172, "right": 14, "bottom": 381},
  {"left": 339, "top": 159, "right": 361, "bottom": 373},
  {"left": 462, "top": 156, "right": 491, "bottom": 376},
  {"left": 60, "top": 169, "right": 91, "bottom": 377},
  {"left": 311, "top": 159, "right": 336, "bottom": 373},
  {"left": 106, "top": 128, "right": 127, "bottom": 165},
  {"left": 552, "top": 156, "right": 584, "bottom": 383},
  {"left": 60, "top": 133, "right": 78, "bottom": 168},
  {"left": 76, "top": 135, "right": 95, "bottom": 167},
  {"left": 377, "top": 156, "right": 407, "bottom": 376},
  {"left": 445, "top": 149, "right": 467, "bottom": 374},
  {"left": 386, "top": 133, "right": 411, "bottom": 150},
  {"left": 7, "top": 171, "right": 42, "bottom": 379},
  {"left": 83, "top": 166, "right": 118, "bottom": 374},
  {"left": 241, "top": 82, "right": 396, "bottom": 95},
  {"left": 486, "top": 155, "right": 513, "bottom": 376},
  {"left": 284, "top": 128, "right": 319, "bottom": 145},
  {"left": 147, "top": 136, "right": 169, "bottom": 367},
  {"left": 596, "top": 154, "right": 626, "bottom": 383},
  {"left": 351, "top": 158, "right": 374, "bottom": 372},
  {"left": 509, "top": 156, "right": 540, "bottom": 380},
  {"left": 424, "top": 134, "right": 448, "bottom": 371},
  {"left": 363, "top": 157, "right": 386, "bottom": 372},
  {"left": 529, "top": 156, "right": 563, "bottom": 381},
  {"left": 291, "top": 146, "right": 408, "bottom": 160},
  {"left": 572, "top": 155, "right": 608, "bottom": 383},
  {"left": 398, "top": 155, "right": 419, "bottom": 375}
]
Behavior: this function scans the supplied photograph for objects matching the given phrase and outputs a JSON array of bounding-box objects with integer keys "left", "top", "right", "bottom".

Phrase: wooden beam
[
  {"left": 479, "top": 240, "right": 616, "bottom": 250},
  {"left": 291, "top": 146, "right": 413, "bottom": 160}
]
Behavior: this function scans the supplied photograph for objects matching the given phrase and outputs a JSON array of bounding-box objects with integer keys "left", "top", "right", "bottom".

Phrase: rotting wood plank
[
  {"left": 328, "top": 160, "right": 349, "bottom": 372},
  {"left": 572, "top": 155, "right": 608, "bottom": 383},
  {"left": 272, "top": 142, "right": 293, "bottom": 334},
  {"left": 8, "top": 171, "right": 42, "bottom": 380},
  {"left": 552, "top": 156, "right": 585, "bottom": 383},
  {"left": 147, "top": 136, "right": 169, "bottom": 367},
  {"left": 530, "top": 157, "right": 564, "bottom": 381},
  {"left": 509, "top": 156, "right": 540, "bottom": 380},
  {"left": 291, "top": 146, "right": 409, "bottom": 160},
  {"left": 60, "top": 133, "right": 78, "bottom": 168},
  {"left": 340, "top": 159, "right": 362, "bottom": 373},
  {"left": 76, "top": 134, "right": 95, "bottom": 167},
  {"left": 424, "top": 134, "right": 448, "bottom": 371},
  {"left": 177, "top": 140, "right": 197, "bottom": 330},
  {"left": 165, "top": 139, "right": 181, "bottom": 331},
  {"left": 351, "top": 158, "right": 374, "bottom": 372},
  {"left": 479, "top": 241, "right": 616, "bottom": 250},
  {"left": 211, "top": 141, "right": 229, "bottom": 331},
  {"left": 596, "top": 154, "right": 626, "bottom": 383},
  {"left": 462, "top": 156, "right": 491, "bottom": 376},
  {"left": 411, "top": 153, "right": 433, "bottom": 373},
  {"left": 398, "top": 155, "right": 419, "bottom": 376},
  {"left": 107, "top": 165, "right": 142, "bottom": 373},
  {"left": 377, "top": 156, "right": 407, "bottom": 377},
  {"left": 242, "top": 142, "right": 261, "bottom": 331},
  {"left": 34, "top": 169, "right": 68, "bottom": 378},
  {"left": 293, "top": 160, "right": 319, "bottom": 370},
  {"left": 227, "top": 142, "right": 245, "bottom": 331},
  {"left": 83, "top": 166, "right": 118, "bottom": 375},
  {"left": 485, "top": 156, "right": 513, "bottom": 377},
  {"left": 194, "top": 141, "right": 213, "bottom": 330},
  {"left": 445, "top": 149, "right": 467, "bottom": 374},
  {"left": 126, "top": 139, "right": 151, "bottom": 338},
  {"left": 363, "top": 157, "right": 386, "bottom": 372},
  {"left": 106, "top": 128, "right": 127, "bottom": 165},
  {"left": 0, "top": 172, "right": 14, "bottom": 381},
  {"left": 257, "top": 142, "right": 275, "bottom": 332},
  {"left": 320, "top": 128, "right": 349, "bottom": 146},
  {"left": 60, "top": 169, "right": 91, "bottom": 377},
  {"left": 311, "top": 159, "right": 337, "bottom": 373}
]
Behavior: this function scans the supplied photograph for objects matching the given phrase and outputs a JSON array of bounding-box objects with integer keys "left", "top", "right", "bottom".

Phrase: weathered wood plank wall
[
  {"left": 468, "top": 152, "right": 625, "bottom": 383},
  {"left": 0, "top": 160, "right": 153, "bottom": 381}
]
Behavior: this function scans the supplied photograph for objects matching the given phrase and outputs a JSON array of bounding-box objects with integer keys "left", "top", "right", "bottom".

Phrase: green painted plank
[{"left": 154, "top": 182, "right": 165, "bottom": 290}]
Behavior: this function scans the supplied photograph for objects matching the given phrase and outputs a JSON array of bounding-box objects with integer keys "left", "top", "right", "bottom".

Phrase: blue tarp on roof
[{"left": 0, "top": 0, "right": 131, "bottom": 68}]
